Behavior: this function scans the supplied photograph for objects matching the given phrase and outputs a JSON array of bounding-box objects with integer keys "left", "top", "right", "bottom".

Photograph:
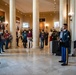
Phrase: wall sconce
[
  {"left": 5, "top": 21, "right": 8, "bottom": 27},
  {"left": 45, "top": 23, "right": 49, "bottom": 29},
  {"left": 68, "top": 12, "right": 73, "bottom": 21},
  {"left": 5, "top": 21, "right": 8, "bottom": 24}
]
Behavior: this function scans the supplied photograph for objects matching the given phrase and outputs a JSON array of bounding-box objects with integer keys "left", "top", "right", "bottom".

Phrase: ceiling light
[{"left": 5, "top": 4, "right": 7, "bottom": 5}]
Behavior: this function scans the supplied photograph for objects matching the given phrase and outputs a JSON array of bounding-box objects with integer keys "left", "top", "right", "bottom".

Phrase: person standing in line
[
  {"left": 52, "top": 29, "right": 59, "bottom": 55},
  {"left": 59, "top": 28, "right": 64, "bottom": 55},
  {"left": 16, "top": 36, "right": 19, "bottom": 47},
  {"left": 0, "top": 27, "right": 6, "bottom": 52},
  {"left": 1, "top": 32, "right": 5, "bottom": 52},
  {"left": 27, "top": 30, "right": 32, "bottom": 48},
  {"left": 0, "top": 29, "right": 3, "bottom": 53},
  {"left": 8, "top": 33, "right": 13, "bottom": 48},
  {"left": 4, "top": 30, "right": 10, "bottom": 49},
  {"left": 39, "top": 30, "right": 45, "bottom": 49},
  {"left": 49, "top": 29, "right": 53, "bottom": 54},
  {"left": 45, "top": 31, "right": 49, "bottom": 46},
  {"left": 59, "top": 24, "right": 70, "bottom": 66},
  {"left": 16, "top": 30, "right": 19, "bottom": 47},
  {"left": 22, "top": 30, "right": 27, "bottom": 48}
]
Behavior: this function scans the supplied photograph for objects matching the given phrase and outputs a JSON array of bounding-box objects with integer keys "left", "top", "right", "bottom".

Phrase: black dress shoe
[
  {"left": 61, "top": 63, "right": 68, "bottom": 66},
  {"left": 5, "top": 48, "right": 8, "bottom": 49},
  {"left": 59, "top": 61, "right": 64, "bottom": 63},
  {"left": 2, "top": 51, "right": 5, "bottom": 52}
]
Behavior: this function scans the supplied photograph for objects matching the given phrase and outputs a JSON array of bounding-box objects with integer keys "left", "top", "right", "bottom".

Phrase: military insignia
[{"left": 64, "top": 33, "right": 66, "bottom": 35}]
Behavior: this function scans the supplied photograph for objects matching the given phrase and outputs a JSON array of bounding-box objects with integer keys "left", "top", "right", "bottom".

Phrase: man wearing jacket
[
  {"left": 22, "top": 30, "right": 27, "bottom": 48},
  {"left": 59, "top": 24, "right": 70, "bottom": 66},
  {"left": 39, "top": 30, "right": 45, "bottom": 49}
]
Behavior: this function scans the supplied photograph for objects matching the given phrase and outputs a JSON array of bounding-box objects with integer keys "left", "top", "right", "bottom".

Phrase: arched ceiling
[{"left": 3, "top": 0, "right": 59, "bottom": 13}]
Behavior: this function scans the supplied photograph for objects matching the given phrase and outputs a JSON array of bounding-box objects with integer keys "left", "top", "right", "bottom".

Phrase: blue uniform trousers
[{"left": 61, "top": 47, "right": 66, "bottom": 64}]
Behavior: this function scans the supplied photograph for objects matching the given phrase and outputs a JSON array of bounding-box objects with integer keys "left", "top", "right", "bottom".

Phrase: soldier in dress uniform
[{"left": 59, "top": 24, "right": 71, "bottom": 66}]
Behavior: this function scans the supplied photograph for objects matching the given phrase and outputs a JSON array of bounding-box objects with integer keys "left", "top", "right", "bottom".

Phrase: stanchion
[{"left": 66, "top": 48, "right": 68, "bottom": 65}]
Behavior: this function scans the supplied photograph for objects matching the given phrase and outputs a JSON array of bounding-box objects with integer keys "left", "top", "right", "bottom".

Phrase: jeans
[
  {"left": 0, "top": 42, "right": 2, "bottom": 53},
  {"left": 23, "top": 40, "right": 27, "bottom": 48},
  {"left": 40, "top": 39, "right": 44, "bottom": 48},
  {"left": 5, "top": 39, "right": 9, "bottom": 49},
  {"left": 27, "top": 38, "right": 32, "bottom": 48}
]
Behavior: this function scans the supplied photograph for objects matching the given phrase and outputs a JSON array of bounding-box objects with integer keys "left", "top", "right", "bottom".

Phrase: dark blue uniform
[{"left": 61, "top": 30, "right": 70, "bottom": 65}]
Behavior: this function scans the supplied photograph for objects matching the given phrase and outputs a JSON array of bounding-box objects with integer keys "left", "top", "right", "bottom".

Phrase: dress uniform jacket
[{"left": 62, "top": 30, "right": 70, "bottom": 48}]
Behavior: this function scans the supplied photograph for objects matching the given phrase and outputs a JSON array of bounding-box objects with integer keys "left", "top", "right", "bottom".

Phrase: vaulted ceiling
[{"left": 3, "top": 0, "right": 59, "bottom": 13}]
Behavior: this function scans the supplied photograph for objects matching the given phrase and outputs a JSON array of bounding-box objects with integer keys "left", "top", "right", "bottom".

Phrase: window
[
  {"left": 23, "top": 22, "right": 29, "bottom": 28},
  {"left": 54, "top": 22, "right": 59, "bottom": 28}
]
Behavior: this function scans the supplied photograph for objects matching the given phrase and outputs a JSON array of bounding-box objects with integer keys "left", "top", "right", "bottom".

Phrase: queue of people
[
  {"left": 0, "top": 21, "right": 72, "bottom": 67},
  {"left": 0, "top": 28, "right": 33, "bottom": 54},
  {"left": 19, "top": 29, "right": 32, "bottom": 48},
  {"left": 0, "top": 20, "right": 72, "bottom": 67},
  {"left": 0, "top": 21, "right": 13, "bottom": 54},
  {"left": 0, "top": 29, "right": 12, "bottom": 53}
]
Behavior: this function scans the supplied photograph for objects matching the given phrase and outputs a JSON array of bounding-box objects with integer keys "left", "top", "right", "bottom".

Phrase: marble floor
[{"left": 0, "top": 47, "right": 76, "bottom": 75}]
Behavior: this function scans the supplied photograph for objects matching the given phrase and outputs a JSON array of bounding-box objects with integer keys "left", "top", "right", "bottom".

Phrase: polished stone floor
[{"left": 0, "top": 47, "right": 76, "bottom": 75}]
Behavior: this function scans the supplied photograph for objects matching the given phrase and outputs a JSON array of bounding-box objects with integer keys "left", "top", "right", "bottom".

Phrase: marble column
[
  {"left": 74, "top": 0, "right": 76, "bottom": 40},
  {"left": 68, "top": 0, "right": 70, "bottom": 30},
  {"left": 5, "top": 10, "right": 10, "bottom": 31},
  {"left": 69, "top": 0, "right": 75, "bottom": 55},
  {"left": 59, "top": 0, "right": 67, "bottom": 29},
  {"left": 33, "top": 0, "right": 39, "bottom": 48},
  {"left": 9, "top": 0, "right": 16, "bottom": 48}
]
